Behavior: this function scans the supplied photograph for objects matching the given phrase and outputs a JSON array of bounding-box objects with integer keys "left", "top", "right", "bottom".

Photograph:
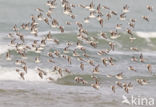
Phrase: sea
[{"left": 0, "top": 0, "right": 156, "bottom": 107}]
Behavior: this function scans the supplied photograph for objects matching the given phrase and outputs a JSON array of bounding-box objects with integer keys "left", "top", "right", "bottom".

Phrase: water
[{"left": 0, "top": 0, "right": 156, "bottom": 107}]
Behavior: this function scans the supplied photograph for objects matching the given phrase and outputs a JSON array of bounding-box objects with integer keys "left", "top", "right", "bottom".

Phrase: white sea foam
[
  {"left": 0, "top": 67, "right": 68, "bottom": 81},
  {"left": 0, "top": 30, "right": 74, "bottom": 54},
  {"left": 38, "top": 30, "right": 73, "bottom": 36},
  {"left": 0, "top": 44, "right": 13, "bottom": 54},
  {"left": 109, "top": 51, "right": 156, "bottom": 56},
  {"left": 136, "top": 32, "right": 156, "bottom": 38}
]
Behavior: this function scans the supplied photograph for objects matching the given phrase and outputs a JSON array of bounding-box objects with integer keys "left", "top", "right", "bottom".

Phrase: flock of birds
[{"left": 6, "top": 0, "right": 154, "bottom": 94}]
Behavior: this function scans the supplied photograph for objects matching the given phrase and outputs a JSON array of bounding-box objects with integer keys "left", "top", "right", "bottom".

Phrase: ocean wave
[
  {"left": 1, "top": 31, "right": 156, "bottom": 55},
  {"left": 0, "top": 30, "right": 74, "bottom": 40},
  {"left": 0, "top": 66, "right": 69, "bottom": 82},
  {"left": 109, "top": 51, "right": 156, "bottom": 56},
  {"left": 0, "top": 44, "right": 13, "bottom": 54},
  {"left": 136, "top": 32, "right": 156, "bottom": 38},
  {"left": 38, "top": 30, "right": 73, "bottom": 35}
]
